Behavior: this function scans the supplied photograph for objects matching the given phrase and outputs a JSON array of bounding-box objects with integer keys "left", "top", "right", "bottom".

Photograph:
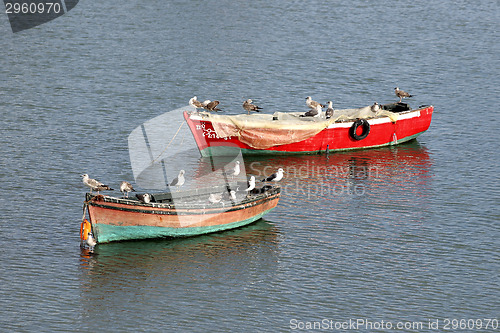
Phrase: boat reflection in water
[
  {"left": 79, "top": 219, "right": 280, "bottom": 323},
  {"left": 243, "top": 140, "right": 432, "bottom": 215}
]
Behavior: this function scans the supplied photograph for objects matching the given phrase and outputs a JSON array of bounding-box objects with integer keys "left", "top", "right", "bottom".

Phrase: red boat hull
[{"left": 184, "top": 106, "right": 433, "bottom": 156}]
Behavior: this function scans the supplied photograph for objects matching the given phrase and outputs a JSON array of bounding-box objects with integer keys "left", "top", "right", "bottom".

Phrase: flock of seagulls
[
  {"left": 189, "top": 87, "right": 412, "bottom": 118},
  {"left": 82, "top": 165, "right": 284, "bottom": 206}
]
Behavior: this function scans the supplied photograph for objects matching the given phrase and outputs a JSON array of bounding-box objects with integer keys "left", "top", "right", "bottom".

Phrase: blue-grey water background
[{"left": 1, "top": 0, "right": 499, "bottom": 332}]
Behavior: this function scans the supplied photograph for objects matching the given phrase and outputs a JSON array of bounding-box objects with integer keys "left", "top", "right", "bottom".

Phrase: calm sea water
[{"left": 1, "top": 0, "right": 499, "bottom": 332}]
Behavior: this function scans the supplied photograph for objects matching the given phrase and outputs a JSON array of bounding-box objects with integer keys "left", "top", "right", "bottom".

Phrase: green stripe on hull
[
  {"left": 200, "top": 132, "right": 425, "bottom": 156},
  {"left": 94, "top": 208, "right": 275, "bottom": 243}
]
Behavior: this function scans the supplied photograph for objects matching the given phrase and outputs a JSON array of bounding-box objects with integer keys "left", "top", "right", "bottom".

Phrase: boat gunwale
[{"left": 85, "top": 187, "right": 281, "bottom": 216}]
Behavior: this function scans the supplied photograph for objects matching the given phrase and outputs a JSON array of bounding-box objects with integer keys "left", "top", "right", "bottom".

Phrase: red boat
[{"left": 184, "top": 103, "right": 433, "bottom": 156}]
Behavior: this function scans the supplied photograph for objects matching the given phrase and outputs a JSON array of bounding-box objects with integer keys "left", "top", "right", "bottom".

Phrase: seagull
[
  {"left": 371, "top": 102, "right": 380, "bottom": 112},
  {"left": 394, "top": 87, "right": 413, "bottom": 103},
  {"left": 261, "top": 168, "right": 284, "bottom": 182},
  {"left": 203, "top": 100, "right": 222, "bottom": 112},
  {"left": 208, "top": 192, "right": 223, "bottom": 204},
  {"left": 81, "top": 174, "right": 113, "bottom": 194},
  {"left": 245, "top": 176, "right": 256, "bottom": 192},
  {"left": 189, "top": 96, "right": 204, "bottom": 110},
  {"left": 242, "top": 99, "right": 263, "bottom": 114},
  {"left": 136, "top": 193, "right": 151, "bottom": 203},
  {"left": 86, "top": 232, "right": 97, "bottom": 250},
  {"left": 306, "top": 96, "right": 325, "bottom": 109},
  {"left": 223, "top": 189, "right": 237, "bottom": 201},
  {"left": 170, "top": 170, "right": 185, "bottom": 191},
  {"left": 119, "top": 181, "right": 135, "bottom": 198},
  {"left": 326, "top": 101, "right": 334, "bottom": 119},
  {"left": 300, "top": 104, "right": 322, "bottom": 118},
  {"left": 230, "top": 190, "right": 236, "bottom": 201}
]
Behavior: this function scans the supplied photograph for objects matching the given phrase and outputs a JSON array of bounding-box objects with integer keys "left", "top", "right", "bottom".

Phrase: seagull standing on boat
[
  {"left": 203, "top": 100, "right": 222, "bottom": 112},
  {"left": 306, "top": 96, "right": 325, "bottom": 109},
  {"left": 326, "top": 101, "right": 334, "bottom": 119},
  {"left": 119, "top": 181, "right": 135, "bottom": 198},
  {"left": 136, "top": 193, "right": 151, "bottom": 203},
  {"left": 245, "top": 176, "right": 256, "bottom": 192},
  {"left": 81, "top": 174, "right": 113, "bottom": 194},
  {"left": 261, "top": 168, "right": 284, "bottom": 182},
  {"left": 189, "top": 96, "right": 204, "bottom": 111},
  {"left": 208, "top": 192, "right": 223, "bottom": 204},
  {"left": 242, "top": 99, "right": 263, "bottom": 114},
  {"left": 300, "top": 104, "right": 322, "bottom": 118},
  {"left": 371, "top": 102, "right": 380, "bottom": 113},
  {"left": 394, "top": 87, "right": 412, "bottom": 103},
  {"left": 170, "top": 170, "right": 185, "bottom": 191},
  {"left": 230, "top": 190, "right": 237, "bottom": 201}
]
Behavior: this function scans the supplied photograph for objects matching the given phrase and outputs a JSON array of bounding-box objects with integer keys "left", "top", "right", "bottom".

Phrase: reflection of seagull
[
  {"left": 189, "top": 96, "right": 204, "bottom": 110},
  {"left": 326, "top": 101, "right": 334, "bottom": 119},
  {"left": 242, "top": 99, "right": 262, "bottom": 114},
  {"left": 245, "top": 176, "right": 256, "bottom": 192},
  {"left": 232, "top": 161, "right": 240, "bottom": 178},
  {"left": 371, "top": 102, "right": 380, "bottom": 112},
  {"left": 86, "top": 232, "right": 97, "bottom": 250},
  {"left": 81, "top": 174, "right": 113, "bottom": 194},
  {"left": 203, "top": 100, "right": 222, "bottom": 112},
  {"left": 261, "top": 168, "right": 284, "bottom": 182},
  {"left": 300, "top": 104, "right": 322, "bottom": 118},
  {"left": 208, "top": 193, "right": 223, "bottom": 204},
  {"left": 120, "top": 181, "right": 135, "bottom": 198},
  {"left": 170, "top": 170, "right": 185, "bottom": 191},
  {"left": 394, "top": 87, "right": 412, "bottom": 103},
  {"left": 306, "top": 96, "right": 324, "bottom": 109},
  {"left": 136, "top": 193, "right": 151, "bottom": 204}
]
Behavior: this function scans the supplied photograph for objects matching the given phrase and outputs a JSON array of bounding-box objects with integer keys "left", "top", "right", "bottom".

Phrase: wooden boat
[
  {"left": 184, "top": 103, "right": 433, "bottom": 156},
  {"left": 82, "top": 185, "right": 281, "bottom": 244}
]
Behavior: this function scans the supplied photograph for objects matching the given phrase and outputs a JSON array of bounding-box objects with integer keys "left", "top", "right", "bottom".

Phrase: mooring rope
[{"left": 150, "top": 121, "right": 185, "bottom": 165}]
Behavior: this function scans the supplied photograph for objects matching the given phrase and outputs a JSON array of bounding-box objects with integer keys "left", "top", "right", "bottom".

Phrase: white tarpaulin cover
[{"left": 203, "top": 106, "right": 398, "bottom": 149}]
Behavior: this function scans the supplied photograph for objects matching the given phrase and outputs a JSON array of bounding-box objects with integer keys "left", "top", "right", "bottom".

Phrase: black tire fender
[{"left": 350, "top": 119, "right": 370, "bottom": 140}]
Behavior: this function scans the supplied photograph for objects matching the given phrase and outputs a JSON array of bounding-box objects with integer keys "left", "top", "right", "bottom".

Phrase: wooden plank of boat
[
  {"left": 184, "top": 103, "right": 434, "bottom": 156},
  {"left": 84, "top": 185, "right": 281, "bottom": 243}
]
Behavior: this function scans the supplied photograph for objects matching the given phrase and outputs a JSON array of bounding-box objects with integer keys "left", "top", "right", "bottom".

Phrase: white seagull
[
  {"left": 245, "top": 176, "right": 256, "bottom": 192},
  {"left": 306, "top": 96, "right": 325, "bottom": 109},
  {"left": 86, "top": 232, "right": 97, "bottom": 250},
  {"left": 261, "top": 168, "right": 284, "bottom": 182},
  {"left": 81, "top": 174, "right": 113, "bottom": 194},
  {"left": 325, "top": 101, "right": 334, "bottom": 119},
  {"left": 232, "top": 161, "right": 241, "bottom": 178},
  {"left": 394, "top": 87, "right": 413, "bottom": 103},
  {"left": 189, "top": 96, "right": 204, "bottom": 110},
  {"left": 371, "top": 102, "right": 380, "bottom": 112},
  {"left": 300, "top": 104, "right": 322, "bottom": 118},
  {"left": 120, "top": 181, "right": 135, "bottom": 198},
  {"left": 170, "top": 170, "right": 185, "bottom": 191},
  {"left": 136, "top": 193, "right": 151, "bottom": 204},
  {"left": 208, "top": 193, "right": 223, "bottom": 204}
]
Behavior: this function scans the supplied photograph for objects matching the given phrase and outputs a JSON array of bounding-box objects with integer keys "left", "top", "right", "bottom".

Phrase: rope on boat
[{"left": 150, "top": 121, "right": 185, "bottom": 165}]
